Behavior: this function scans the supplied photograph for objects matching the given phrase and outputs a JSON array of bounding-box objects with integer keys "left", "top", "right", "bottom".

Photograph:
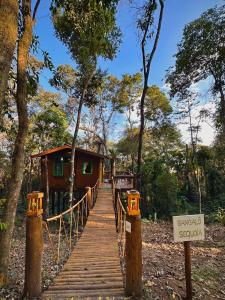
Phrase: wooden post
[
  {"left": 125, "top": 214, "right": 142, "bottom": 297},
  {"left": 85, "top": 187, "right": 92, "bottom": 209},
  {"left": 24, "top": 192, "right": 43, "bottom": 298},
  {"left": 184, "top": 241, "right": 192, "bottom": 300}
]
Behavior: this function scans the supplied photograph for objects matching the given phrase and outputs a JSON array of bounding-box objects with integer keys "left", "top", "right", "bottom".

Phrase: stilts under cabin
[{"left": 31, "top": 145, "right": 105, "bottom": 216}]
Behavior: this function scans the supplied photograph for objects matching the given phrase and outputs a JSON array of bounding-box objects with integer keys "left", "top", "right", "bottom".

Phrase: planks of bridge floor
[{"left": 42, "top": 188, "right": 124, "bottom": 300}]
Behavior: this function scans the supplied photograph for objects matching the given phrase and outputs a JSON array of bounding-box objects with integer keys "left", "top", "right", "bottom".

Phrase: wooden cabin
[{"left": 31, "top": 145, "right": 105, "bottom": 214}]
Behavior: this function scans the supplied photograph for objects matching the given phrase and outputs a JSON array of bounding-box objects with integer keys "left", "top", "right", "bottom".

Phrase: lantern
[
  {"left": 126, "top": 190, "right": 140, "bottom": 216},
  {"left": 27, "top": 192, "right": 44, "bottom": 216}
]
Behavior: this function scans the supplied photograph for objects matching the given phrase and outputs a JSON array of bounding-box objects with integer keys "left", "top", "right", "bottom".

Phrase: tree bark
[
  {"left": 137, "top": 0, "right": 164, "bottom": 191},
  {"left": 137, "top": 82, "right": 148, "bottom": 181},
  {"left": 0, "top": 0, "right": 35, "bottom": 285},
  {"left": 68, "top": 76, "right": 93, "bottom": 204},
  {"left": 218, "top": 82, "right": 225, "bottom": 136},
  {"left": 0, "top": 0, "right": 18, "bottom": 122}
]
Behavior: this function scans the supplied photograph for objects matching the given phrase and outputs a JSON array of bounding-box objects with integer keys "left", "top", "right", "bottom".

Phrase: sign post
[{"left": 173, "top": 214, "right": 205, "bottom": 300}]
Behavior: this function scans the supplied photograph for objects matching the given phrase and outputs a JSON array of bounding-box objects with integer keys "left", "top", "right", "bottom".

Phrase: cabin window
[
  {"left": 82, "top": 161, "right": 93, "bottom": 175},
  {"left": 53, "top": 158, "right": 64, "bottom": 176}
]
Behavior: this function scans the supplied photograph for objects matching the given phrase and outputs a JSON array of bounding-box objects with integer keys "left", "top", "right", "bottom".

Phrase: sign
[
  {"left": 126, "top": 221, "right": 131, "bottom": 233},
  {"left": 173, "top": 214, "right": 205, "bottom": 242}
]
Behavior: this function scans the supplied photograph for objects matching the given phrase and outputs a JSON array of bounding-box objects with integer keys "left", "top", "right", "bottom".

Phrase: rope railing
[
  {"left": 43, "top": 180, "right": 99, "bottom": 263},
  {"left": 116, "top": 191, "right": 126, "bottom": 263},
  {"left": 90, "top": 179, "right": 99, "bottom": 208}
]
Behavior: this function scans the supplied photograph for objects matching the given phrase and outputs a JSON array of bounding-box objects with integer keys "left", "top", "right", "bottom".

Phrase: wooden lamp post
[
  {"left": 127, "top": 190, "right": 140, "bottom": 216},
  {"left": 125, "top": 190, "right": 142, "bottom": 297},
  {"left": 23, "top": 191, "right": 44, "bottom": 298}
]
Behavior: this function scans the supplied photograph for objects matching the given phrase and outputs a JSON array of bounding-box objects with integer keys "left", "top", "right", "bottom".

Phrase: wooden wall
[{"left": 41, "top": 149, "right": 102, "bottom": 191}]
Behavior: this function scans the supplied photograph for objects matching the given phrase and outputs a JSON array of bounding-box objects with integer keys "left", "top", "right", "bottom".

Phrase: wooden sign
[{"left": 173, "top": 214, "right": 205, "bottom": 242}]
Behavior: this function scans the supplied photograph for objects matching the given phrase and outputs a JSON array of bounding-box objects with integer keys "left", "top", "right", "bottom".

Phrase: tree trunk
[
  {"left": 137, "top": 83, "right": 148, "bottom": 189},
  {"left": 68, "top": 97, "right": 84, "bottom": 204},
  {"left": 218, "top": 82, "right": 225, "bottom": 136},
  {"left": 0, "top": 0, "right": 18, "bottom": 122},
  {"left": 0, "top": 0, "right": 32, "bottom": 285},
  {"left": 68, "top": 77, "right": 92, "bottom": 204},
  {"left": 137, "top": 0, "right": 164, "bottom": 191}
]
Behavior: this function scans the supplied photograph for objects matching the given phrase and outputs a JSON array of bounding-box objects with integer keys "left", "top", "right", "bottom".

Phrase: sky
[{"left": 34, "top": 0, "right": 224, "bottom": 145}]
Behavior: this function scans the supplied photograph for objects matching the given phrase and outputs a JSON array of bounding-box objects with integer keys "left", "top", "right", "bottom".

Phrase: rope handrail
[
  {"left": 117, "top": 193, "right": 126, "bottom": 214},
  {"left": 116, "top": 192, "right": 126, "bottom": 265},
  {"left": 43, "top": 180, "right": 99, "bottom": 263},
  {"left": 91, "top": 178, "right": 99, "bottom": 191},
  {"left": 46, "top": 179, "right": 99, "bottom": 222},
  {"left": 46, "top": 193, "right": 87, "bottom": 222}
]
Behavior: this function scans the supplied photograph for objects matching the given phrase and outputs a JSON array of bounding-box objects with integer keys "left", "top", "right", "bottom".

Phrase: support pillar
[
  {"left": 23, "top": 192, "right": 43, "bottom": 298},
  {"left": 125, "top": 214, "right": 142, "bottom": 297}
]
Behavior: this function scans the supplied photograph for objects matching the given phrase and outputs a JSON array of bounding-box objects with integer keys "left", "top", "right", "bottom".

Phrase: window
[
  {"left": 53, "top": 158, "right": 64, "bottom": 176},
  {"left": 82, "top": 161, "right": 93, "bottom": 175}
]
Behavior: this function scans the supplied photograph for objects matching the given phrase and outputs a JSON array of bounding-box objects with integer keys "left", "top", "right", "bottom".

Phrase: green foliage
[
  {"left": 206, "top": 208, "right": 225, "bottom": 225},
  {"left": 0, "top": 199, "right": 7, "bottom": 231},
  {"left": 116, "top": 128, "right": 139, "bottom": 158},
  {"left": 154, "top": 171, "right": 178, "bottom": 218},
  {"left": 145, "top": 85, "right": 172, "bottom": 126},
  {"left": 167, "top": 4, "right": 225, "bottom": 129},
  {"left": 28, "top": 89, "right": 72, "bottom": 152},
  {"left": 50, "top": 0, "right": 121, "bottom": 68}
]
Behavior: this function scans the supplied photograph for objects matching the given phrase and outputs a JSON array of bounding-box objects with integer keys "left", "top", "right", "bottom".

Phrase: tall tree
[
  {"left": 166, "top": 5, "right": 225, "bottom": 136},
  {"left": 136, "top": 0, "right": 164, "bottom": 189},
  {"left": 0, "top": 0, "right": 40, "bottom": 285},
  {"left": 120, "top": 73, "right": 142, "bottom": 130},
  {"left": 51, "top": 0, "right": 120, "bottom": 204},
  {"left": 0, "top": 0, "right": 18, "bottom": 122}
]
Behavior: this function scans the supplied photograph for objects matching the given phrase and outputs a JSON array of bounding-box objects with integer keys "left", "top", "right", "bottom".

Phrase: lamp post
[
  {"left": 23, "top": 192, "right": 44, "bottom": 298},
  {"left": 125, "top": 190, "right": 142, "bottom": 297}
]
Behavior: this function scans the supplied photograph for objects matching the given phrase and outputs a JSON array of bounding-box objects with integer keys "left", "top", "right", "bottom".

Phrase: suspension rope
[
  {"left": 116, "top": 192, "right": 127, "bottom": 262},
  {"left": 43, "top": 180, "right": 99, "bottom": 264}
]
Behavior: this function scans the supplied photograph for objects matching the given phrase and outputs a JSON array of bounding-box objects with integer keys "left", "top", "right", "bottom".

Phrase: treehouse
[{"left": 31, "top": 145, "right": 105, "bottom": 214}]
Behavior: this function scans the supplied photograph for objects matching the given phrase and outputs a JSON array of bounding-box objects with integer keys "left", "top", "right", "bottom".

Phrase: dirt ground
[
  {"left": 142, "top": 221, "right": 225, "bottom": 300},
  {"left": 0, "top": 220, "right": 225, "bottom": 299}
]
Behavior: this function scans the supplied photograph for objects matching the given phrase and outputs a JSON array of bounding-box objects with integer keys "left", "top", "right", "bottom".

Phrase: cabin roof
[{"left": 31, "top": 145, "right": 105, "bottom": 159}]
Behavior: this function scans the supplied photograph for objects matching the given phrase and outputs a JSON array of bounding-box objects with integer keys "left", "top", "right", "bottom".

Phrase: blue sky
[
  {"left": 34, "top": 0, "right": 224, "bottom": 144},
  {"left": 35, "top": 0, "right": 223, "bottom": 87}
]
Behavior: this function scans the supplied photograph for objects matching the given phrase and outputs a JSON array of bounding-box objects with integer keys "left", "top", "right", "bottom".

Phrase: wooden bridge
[
  {"left": 42, "top": 187, "right": 124, "bottom": 299},
  {"left": 24, "top": 178, "right": 142, "bottom": 299}
]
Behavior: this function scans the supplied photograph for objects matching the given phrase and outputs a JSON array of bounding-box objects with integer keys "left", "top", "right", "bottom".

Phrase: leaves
[{"left": 51, "top": 0, "right": 121, "bottom": 67}]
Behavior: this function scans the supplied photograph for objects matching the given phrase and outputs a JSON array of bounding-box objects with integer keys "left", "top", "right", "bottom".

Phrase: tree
[
  {"left": 116, "top": 127, "right": 140, "bottom": 172},
  {"left": 28, "top": 89, "right": 72, "bottom": 151},
  {"left": 51, "top": 0, "right": 121, "bottom": 205},
  {"left": 166, "top": 5, "right": 225, "bottom": 135},
  {"left": 136, "top": 0, "right": 164, "bottom": 189},
  {"left": 144, "top": 85, "right": 172, "bottom": 128},
  {"left": 119, "top": 73, "right": 142, "bottom": 129},
  {"left": 0, "top": 0, "right": 40, "bottom": 285},
  {"left": 0, "top": 0, "right": 18, "bottom": 122}
]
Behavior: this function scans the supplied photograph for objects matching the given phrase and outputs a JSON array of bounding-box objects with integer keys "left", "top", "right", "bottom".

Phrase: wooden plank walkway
[{"left": 42, "top": 188, "right": 124, "bottom": 299}]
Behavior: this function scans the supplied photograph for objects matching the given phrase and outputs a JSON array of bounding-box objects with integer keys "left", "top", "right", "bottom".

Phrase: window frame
[
  {"left": 82, "top": 161, "right": 93, "bottom": 175},
  {"left": 53, "top": 158, "right": 64, "bottom": 177}
]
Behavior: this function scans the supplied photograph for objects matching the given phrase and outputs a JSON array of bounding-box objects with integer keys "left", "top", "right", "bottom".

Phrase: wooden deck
[{"left": 42, "top": 188, "right": 124, "bottom": 299}]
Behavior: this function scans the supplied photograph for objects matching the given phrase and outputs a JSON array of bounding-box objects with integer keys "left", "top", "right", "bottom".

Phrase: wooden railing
[
  {"left": 43, "top": 180, "right": 99, "bottom": 263},
  {"left": 90, "top": 179, "right": 99, "bottom": 207},
  {"left": 116, "top": 192, "right": 126, "bottom": 261}
]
